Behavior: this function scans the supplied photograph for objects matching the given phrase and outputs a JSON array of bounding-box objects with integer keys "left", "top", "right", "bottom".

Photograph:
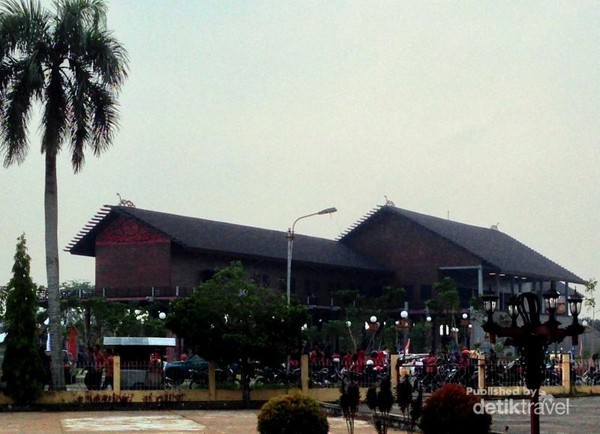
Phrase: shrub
[
  {"left": 366, "top": 376, "right": 395, "bottom": 434},
  {"left": 410, "top": 383, "right": 423, "bottom": 430},
  {"left": 419, "top": 383, "right": 491, "bottom": 434},
  {"left": 396, "top": 375, "right": 413, "bottom": 416},
  {"left": 257, "top": 391, "right": 329, "bottom": 434},
  {"left": 2, "top": 235, "right": 46, "bottom": 405},
  {"left": 339, "top": 380, "right": 361, "bottom": 433}
]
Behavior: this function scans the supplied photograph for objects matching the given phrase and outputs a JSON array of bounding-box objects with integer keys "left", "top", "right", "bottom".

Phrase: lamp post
[
  {"left": 451, "top": 326, "right": 459, "bottom": 347},
  {"left": 461, "top": 312, "right": 470, "bottom": 348},
  {"left": 439, "top": 323, "right": 450, "bottom": 353},
  {"left": 481, "top": 285, "right": 584, "bottom": 434},
  {"left": 396, "top": 310, "right": 410, "bottom": 354},
  {"left": 346, "top": 320, "right": 357, "bottom": 352},
  {"left": 582, "top": 319, "right": 588, "bottom": 356},
  {"left": 286, "top": 207, "right": 337, "bottom": 305},
  {"left": 426, "top": 315, "right": 434, "bottom": 353},
  {"left": 365, "top": 315, "right": 380, "bottom": 353}
]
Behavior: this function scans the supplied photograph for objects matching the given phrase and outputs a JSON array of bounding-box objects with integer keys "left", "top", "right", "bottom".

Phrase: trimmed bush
[
  {"left": 419, "top": 383, "right": 491, "bottom": 434},
  {"left": 257, "top": 391, "right": 329, "bottom": 434}
]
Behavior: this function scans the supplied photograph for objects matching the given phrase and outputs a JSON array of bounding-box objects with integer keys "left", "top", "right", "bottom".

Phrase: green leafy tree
[
  {"left": 166, "top": 262, "right": 309, "bottom": 403},
  {"left": 334, "top": 290, "right": 360, "bottom": 308},
  {"left": 370, "top": 286, "right": 406, "bottom": 312},
  {"left": 112, "top": 306, "right": 167, "bottom": 337},
  {"left": 408, "top": 320, "right": 431, "bottom": 354},
  {"left": 58, "top": 291, "right": 168, "bottom": 346},
  {"left": 426, "top": 278, "right": 460, "bottom": 316},
  {"left": 330, "top": 286, "right": 406, "bottom": 353},
  {"left": 426, "top": 277, "right": 460, "bottom": 352},
  {"left": 0, "top": 0, "right": 128, "bottom": 389},
  {"left": 2, "top": 235, "right": 46, "bottom": 405},
  {"left": 584, "top": 278, "right": 597, "bottom": 315}
]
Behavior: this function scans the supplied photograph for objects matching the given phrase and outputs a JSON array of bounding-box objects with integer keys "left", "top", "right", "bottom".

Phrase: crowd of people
[
  {"left": 83, "top": 344, "right": 114, "bottom": 390},
  {"left": 288, "top": 347, "right": 391, "bottom": 373}
]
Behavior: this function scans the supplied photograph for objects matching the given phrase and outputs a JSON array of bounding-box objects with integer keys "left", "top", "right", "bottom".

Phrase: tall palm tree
[{"left": 0, "top": 0, "right": 128, "bottom": 389}]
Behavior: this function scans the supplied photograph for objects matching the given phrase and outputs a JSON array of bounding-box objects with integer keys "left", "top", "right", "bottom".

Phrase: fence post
[
  {"left": 301, "top": 354, "right": 309, "bottom": 394},
  {"left": 208, "top": 360, "right": 216, "bottom": 400},
  {"left": 113, "top": 355, "right": 121, "bottom": 393},
  {"left": 562, "top": 354, "right": 571, "bottom": 394},
  {"left": 478, "top": 353, "right": 486, "bottom": 391},
  {"left": 391, "top": 354, "right": 399, "bottom": 388}
]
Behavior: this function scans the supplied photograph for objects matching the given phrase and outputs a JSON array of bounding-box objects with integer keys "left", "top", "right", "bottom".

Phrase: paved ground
[
  {"left": 0, "top": 409, "right": 407, "bottom": 433},
  {"left": 1, "top": 396, "right": 600, "bottom": 433},
  {"left": 489, "top": 395, "right": 600, "bottom": 434}
]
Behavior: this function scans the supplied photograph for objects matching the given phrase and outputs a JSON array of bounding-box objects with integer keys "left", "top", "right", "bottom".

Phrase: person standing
[
  {"left": 84, "top": 346, "right": 96, "bottom": 390},
  {"left": 94, "top": 345, "right": 105, "bottom": 389},
  {"left": 102, "top": 348, "right": 114, "bottom": 390}
]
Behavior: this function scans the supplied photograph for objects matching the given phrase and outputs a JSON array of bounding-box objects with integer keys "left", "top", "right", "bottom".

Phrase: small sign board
[{"left": 103, "top": 337, "right": 176, "bottom": 347}]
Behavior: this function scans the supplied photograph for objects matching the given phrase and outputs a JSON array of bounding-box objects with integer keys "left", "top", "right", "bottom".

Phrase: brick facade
[{"left": 96, "top": 216, "right": 171, "bottom": 289}]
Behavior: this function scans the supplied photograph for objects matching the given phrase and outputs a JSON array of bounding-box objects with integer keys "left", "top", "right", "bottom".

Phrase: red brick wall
[
  {"left": 95, "top": 216, "right": 171, "bottom": 288},
  {"left": 342, "top": 211, "right": 481, "bottom": 287}
]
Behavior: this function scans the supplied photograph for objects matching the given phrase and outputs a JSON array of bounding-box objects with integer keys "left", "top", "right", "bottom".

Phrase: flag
[{"left": 404, "top": 338, "right": 411, "bottom": 355}]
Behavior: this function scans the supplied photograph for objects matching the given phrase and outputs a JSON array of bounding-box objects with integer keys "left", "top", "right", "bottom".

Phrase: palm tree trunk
[{"left": 45, "top": 150, "right": 65, "bottom": 390}]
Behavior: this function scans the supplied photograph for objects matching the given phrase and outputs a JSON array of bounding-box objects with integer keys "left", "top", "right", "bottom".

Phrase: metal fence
[{"left": 65, "top": 353, "right": 593, "bottom": 394}]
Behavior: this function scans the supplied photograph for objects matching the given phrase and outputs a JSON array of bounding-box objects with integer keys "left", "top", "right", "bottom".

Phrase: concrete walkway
[
  {"left": 0, "top": 409, "right": 408, "bottom": 433},
  {"left": 4, "top": 396, "right": 600, "bottom": 433}
]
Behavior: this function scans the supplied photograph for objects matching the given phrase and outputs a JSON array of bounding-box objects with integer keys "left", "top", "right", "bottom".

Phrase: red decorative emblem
[{"left": 97, "top": 216, "right": 168, "bottom": 245}]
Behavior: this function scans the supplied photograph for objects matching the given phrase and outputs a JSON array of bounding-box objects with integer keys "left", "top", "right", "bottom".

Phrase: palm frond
[
  {"left": 0, "top": 58, "right": 38, "bottom": 166},
  {"left": 0, "top": 0, "right": 51, "bottom": 55},
  {"left": 40, "top": 68, "right": 67, "bottom": 155},
  {"left": 87, "top": 82, "right": 118, "bottom": 156},
  {"left": 84, "top": 28, "right": 128, "bottom": 89}
]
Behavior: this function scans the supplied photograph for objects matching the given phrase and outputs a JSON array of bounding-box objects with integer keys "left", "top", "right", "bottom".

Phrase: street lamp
[
  {"left": 346, "top": 320, "right": 357, "bottom": 352},
  {"left": 286, "top": 207, "right": 337, "bottom": 305},
  {"left": 365, "top": 315, "right": 380, "bottom": 353},
  {"left": 426, "top": 315, "right": 434, "bottom": 353},
  {"left": 481, "top": 285, "right": 584, "bottom": 434},
  {"left": 461, "top": 312, "right": 471, "bottom": 347},
  {"left": 582, "top": 320, "right": 589, "bottom": 355},
  {"left": 398, "top": 310, "right": 410, "bottom": 354}
]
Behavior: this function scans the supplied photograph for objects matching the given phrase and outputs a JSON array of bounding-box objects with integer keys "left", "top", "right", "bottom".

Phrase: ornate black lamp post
[{"left": 481, "top": 285, "right": 584, "bottom": 434}]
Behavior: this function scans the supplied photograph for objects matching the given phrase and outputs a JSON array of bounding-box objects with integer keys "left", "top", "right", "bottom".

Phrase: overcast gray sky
[{"left": 1, "top": 1, "right": 598, "bottom": 302}]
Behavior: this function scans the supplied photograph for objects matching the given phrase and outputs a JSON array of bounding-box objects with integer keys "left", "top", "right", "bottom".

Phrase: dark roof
[
  {"left": 66, "top": 206, "right": 389, "bottom": 273},
  {"left": 341, "top": 206, "right": 585, "bottom": 284}
]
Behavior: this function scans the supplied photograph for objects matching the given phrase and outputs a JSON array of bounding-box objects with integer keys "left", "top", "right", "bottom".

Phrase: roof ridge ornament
[
  {"left": 384, "top": 195, "right": 395, "bottom": 207},
  {"left": 117, "top": 193, "right": 136, "bottom": 208}
]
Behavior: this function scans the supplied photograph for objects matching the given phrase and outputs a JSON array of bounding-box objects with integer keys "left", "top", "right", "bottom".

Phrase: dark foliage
[
  {"left": 366, "top": 384, "right": 378, "bottom": 411},
  {"left": 167, "top": 262, "right": 309, "bottom": 365},
  {"left": 396, "top": 375, "right": 413, "bottom": 415},
  {"left": 166, "top": 262, "right": 309, "bottom": 403},
  {"left": 366, "top": 376, "right": 395, "bottom": 434},
  {"left": 339, "top": 379, "right": 361, "bottom": 433},
  {"left": 410, "top": 383, "right": 423, "bottom": 431},
  {"left": 257, "top": 392, "right": 329, "bottom": 434},
  {"left": 419, "top": 383, "right": 492, "bottom": 434},
  {"left": 377, "top": 376, "right": 394, "bottom": 414},
  {"left": 2, "top": 235, "right": 46, "bottom": 404}
]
